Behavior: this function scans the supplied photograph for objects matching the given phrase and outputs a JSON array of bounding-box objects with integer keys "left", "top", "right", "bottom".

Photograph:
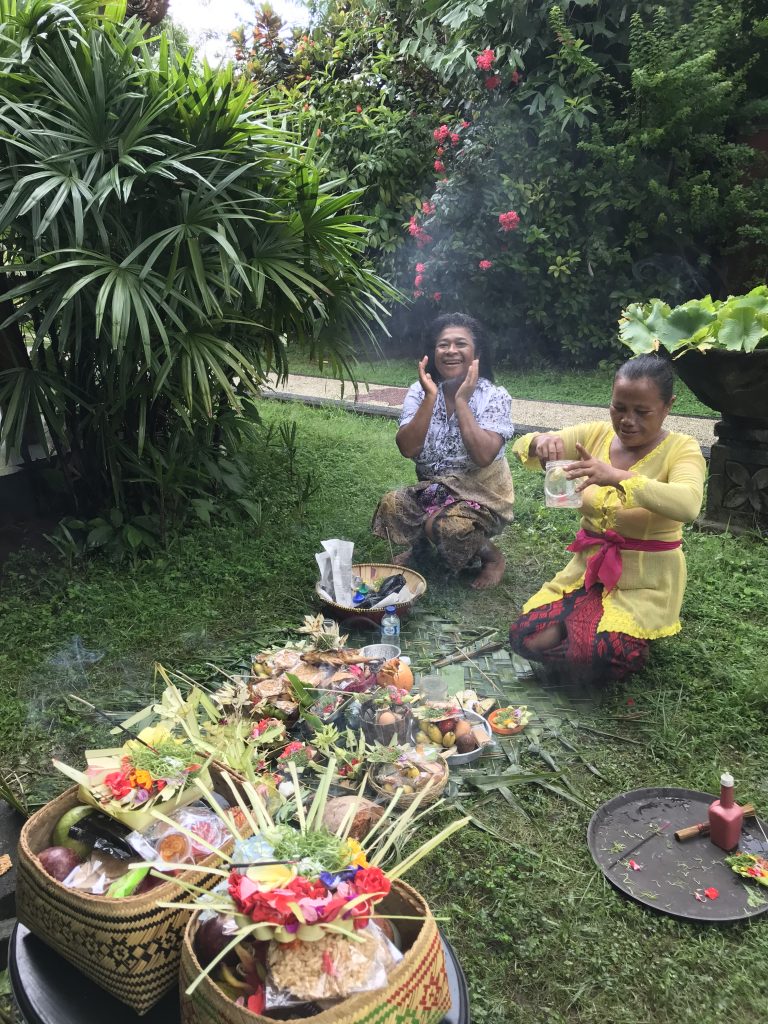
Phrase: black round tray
[
  {"left": 9, "top": 922, "right": 469, "bottom": 1024},
  {"left": 587, "top": 787, "right": 768, "bottom": 922}
]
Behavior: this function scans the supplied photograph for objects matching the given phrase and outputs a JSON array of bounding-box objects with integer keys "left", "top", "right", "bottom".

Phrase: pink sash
[{"left": 566, "top": 528, "right": 682, "bottom": 593}]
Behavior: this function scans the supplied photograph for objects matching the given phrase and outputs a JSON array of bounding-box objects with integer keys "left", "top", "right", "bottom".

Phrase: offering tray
[
  {"left": 316, "top": 562, "right": 427, "bottom": 625},
  {"left": 9, "top": 922, "right": 470, "bottom": 1024},
  {"left": 587, "top": 787, "right": 768, "bottom": 922}
]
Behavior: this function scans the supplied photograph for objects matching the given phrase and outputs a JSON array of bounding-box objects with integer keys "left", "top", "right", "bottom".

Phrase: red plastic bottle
[{"left": 708, "top": 771, "right": 744, "bottom": 851}]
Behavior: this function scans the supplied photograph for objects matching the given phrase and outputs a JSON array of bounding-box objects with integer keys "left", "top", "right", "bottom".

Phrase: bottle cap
[
  {"left": 385, "top": 605, "right": 396, "bottom": 613},
  {"left": 721, "top": 771, "right": 734, "bottom": 787}
]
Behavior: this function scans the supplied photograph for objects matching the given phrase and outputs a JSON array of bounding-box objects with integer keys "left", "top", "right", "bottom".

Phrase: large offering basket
[
  {"left": 315, "top": 563, "right": 427, "bottom": 626},
  {"left": 179, "top": 879, "right": 452, "bottom": 1024},
  {"left": 16, "top": 765, "right": 249, "bottom": 1015}
]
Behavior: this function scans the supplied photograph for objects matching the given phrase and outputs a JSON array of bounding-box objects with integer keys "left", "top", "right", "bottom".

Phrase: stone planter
[{"left": 673, "top": 350, "right": 768, "bottom": 531}]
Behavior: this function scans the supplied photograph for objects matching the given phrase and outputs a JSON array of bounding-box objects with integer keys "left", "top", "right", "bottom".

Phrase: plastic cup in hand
[{"left": 544, "top": 460, "right": 583, "bottom": 509}]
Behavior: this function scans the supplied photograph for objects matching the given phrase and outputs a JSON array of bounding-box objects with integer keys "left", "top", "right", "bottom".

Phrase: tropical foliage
[
  {"left": 0, "top": 0, "right": 395, "bottom": 550},
  {"left": 398, "top": 0, "right": 768, "bottom": 362},
  {"left": 231, "top": 0, "right": 444, "bottom": 275},
  {"left": 620, "top": 286, "right": 768, "bottom": 355}
]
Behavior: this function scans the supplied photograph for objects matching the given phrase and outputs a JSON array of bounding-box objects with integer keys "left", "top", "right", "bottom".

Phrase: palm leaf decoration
[{"left": 0, "top": 0, "right": 399, "bottom": 533}]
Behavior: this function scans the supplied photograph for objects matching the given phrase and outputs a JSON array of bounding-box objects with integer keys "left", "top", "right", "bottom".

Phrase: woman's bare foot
[{"left": 471, "top": 543, "right": 506, "bottom": 589}]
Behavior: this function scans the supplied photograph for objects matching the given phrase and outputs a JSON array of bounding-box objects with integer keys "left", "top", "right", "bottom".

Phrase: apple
[
  {"left": 52, "top": 805, "right": 93, "bottom": 859},
  {"left": 38, "top": 846, "right": 82, "bottom": 881}
]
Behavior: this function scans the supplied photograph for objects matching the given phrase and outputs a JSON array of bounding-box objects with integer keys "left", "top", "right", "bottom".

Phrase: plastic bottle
[
  {"left": 708, "top": 771, "right": 744, "bottom": 851},
  {"left": 380, "top": 605, "right": 401, "bottom": 640}
]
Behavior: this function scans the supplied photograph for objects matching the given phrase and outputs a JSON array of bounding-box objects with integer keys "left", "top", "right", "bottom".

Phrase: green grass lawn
[
  {"left": 1, "top": 401, "right": 766, "bottom": 1022},
  {"left": 285, "top": 353, "right": 717, "bottom": 419}
]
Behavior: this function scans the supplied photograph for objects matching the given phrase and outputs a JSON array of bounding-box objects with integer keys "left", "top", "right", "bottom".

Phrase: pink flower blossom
[
  {"left": 498, "top": 210, "right": 520, "bottom": 232},
  {"left": 511, "top": 70, "right": 520, "bottom": 85},
  {"left": 628, "top": 859, "right": 642, "bottom": 871},
  {"left": 478, "top": 259, "right": 493, "bottom": 271},
  {"left": 421, "top": 201, "right": 435, "bottom": 215},
  {"left": 414, "top": 274, "right": 424, "bottom": 287},
  {"left": 432, "top": 291, "right": 442, "bottom": 301},
  {"left": 436, "top": 146, "right": 444, "bottom": 156},
  {"left": 476, "top": 49, "right": 495, "bottom": 72},
  {"left": 356, "top": 104, "right": 362, "bottom": 113},
  {"left": 434, "top": 160, "right": 445, "bottom": 173},
  {"left": 484, "top": 75, "right": 502, "bottom": 91},
  {"left": 432, "top": 125, "right": 450, "bottom": 143},
  {"left": 704, "top": 887, "right": 719, "bottom": 900},
  {"left": 413, "top": 289, "right": 423, "bottom": 298},
  {"left": 415, "top": 263, "right": 425, "bottom": 273},
  {"left": 450, "top": 133, "right": 460, "bottom": 146},
  {"left": 461, "top": 120, "right": 471, "bottom": 128}
]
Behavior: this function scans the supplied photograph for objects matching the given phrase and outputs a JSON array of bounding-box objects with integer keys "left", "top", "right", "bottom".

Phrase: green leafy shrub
[
  {"left": 231, "top": 0, "right": 445, "bottom": 278},
  {"left": 400, "top": 0, "right": 768, "bottom": 363},
  {"left": 0, "top": 0, "right": 395, "bottom": 541}
]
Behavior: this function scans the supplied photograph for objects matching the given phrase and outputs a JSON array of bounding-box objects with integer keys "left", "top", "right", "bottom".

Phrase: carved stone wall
[{"left": 705, "top": 417, "right": 768, "bottom": 531}]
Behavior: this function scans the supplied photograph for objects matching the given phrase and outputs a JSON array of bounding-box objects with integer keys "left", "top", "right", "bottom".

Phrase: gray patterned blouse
[{"left": 399, "top": 378, "right": 515, "bottom": 478}]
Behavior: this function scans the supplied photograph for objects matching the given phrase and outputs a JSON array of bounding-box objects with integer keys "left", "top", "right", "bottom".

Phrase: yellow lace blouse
[{"left": 513, "top": 422, "right": 706, "bottom": 639}]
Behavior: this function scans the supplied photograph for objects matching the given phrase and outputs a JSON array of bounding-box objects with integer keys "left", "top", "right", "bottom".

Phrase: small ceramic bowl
[{"left": 488, "top": 708, "right": 527, "bottom": 736}]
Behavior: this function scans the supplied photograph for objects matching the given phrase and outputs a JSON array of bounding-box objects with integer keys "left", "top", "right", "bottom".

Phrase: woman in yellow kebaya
[{"left": 509, "top": 355, "right": 706, "bottom": 682}]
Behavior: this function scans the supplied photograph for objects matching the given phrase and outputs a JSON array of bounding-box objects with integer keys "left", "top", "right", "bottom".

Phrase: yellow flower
[
  {"left": 345, "top": 838, "right": 368, "bottom": 868},
  {"left": 123, "top": 724, "right": 174, "bottom": 754},
  {"left": 131, "top": 769, "right": 153, "bottom": 789}
]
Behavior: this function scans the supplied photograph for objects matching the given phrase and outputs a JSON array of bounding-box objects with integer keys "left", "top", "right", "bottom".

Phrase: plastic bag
[
  {"left": 127, "top": 801, "right": 231, "bottom": 864},
  {"left": 265, "top": 921, "right": 402, "bottom": 1007}
]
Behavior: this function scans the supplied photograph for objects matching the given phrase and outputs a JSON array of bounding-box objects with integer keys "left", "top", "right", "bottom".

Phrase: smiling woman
[
  {"left": 509, "top": 354, "right": 707, "bottom": 683},
  {"left": 372, "top": 313, "right": 515, "bottom": 590}
]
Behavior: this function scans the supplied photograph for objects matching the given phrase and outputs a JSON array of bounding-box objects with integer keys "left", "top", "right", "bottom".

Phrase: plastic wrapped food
[
  {"left": 265, "top": 921, "right": 402, "bottom": 1005},
  {"left": 127, "top": 802, "right": 231, "bottom": 864}
]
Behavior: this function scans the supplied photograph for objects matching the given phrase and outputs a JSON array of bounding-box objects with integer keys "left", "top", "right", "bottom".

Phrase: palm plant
[{"left": 0, "top": 0, "right": 396, "bottom": 542}]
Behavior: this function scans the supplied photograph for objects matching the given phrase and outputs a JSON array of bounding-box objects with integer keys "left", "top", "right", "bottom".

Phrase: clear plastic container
[
  {"left": 544, "top": 460, "right": 583, "bottom": 508},
  {"left": 419, "top": 675, "right": 448, "bottom": 701}
]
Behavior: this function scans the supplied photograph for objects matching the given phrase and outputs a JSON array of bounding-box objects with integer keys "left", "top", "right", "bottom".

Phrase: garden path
[{"left": 263, "top": 373, "right": 716, "bottom": 451}]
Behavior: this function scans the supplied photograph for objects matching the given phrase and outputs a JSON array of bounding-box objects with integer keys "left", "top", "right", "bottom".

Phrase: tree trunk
[{"left": 126, "top": 0, "right": 170, "bottom": 26}]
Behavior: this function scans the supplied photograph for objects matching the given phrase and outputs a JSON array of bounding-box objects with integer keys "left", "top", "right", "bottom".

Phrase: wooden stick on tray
[{"left": 675, "top": 804, "right": 756, "bottom": 841}]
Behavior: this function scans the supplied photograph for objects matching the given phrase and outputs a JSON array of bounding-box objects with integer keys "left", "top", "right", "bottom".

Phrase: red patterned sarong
[{"left": 508, "top": 584, "right": 649, "bottom": 681}]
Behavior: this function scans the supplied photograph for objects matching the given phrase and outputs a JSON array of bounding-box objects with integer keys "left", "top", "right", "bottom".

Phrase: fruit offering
[
  {"left": 489, "top": 705, "right": 532, "bottom": 735},
  {"left": 373, "top": 751, "right": 447, "bottom": 797}
]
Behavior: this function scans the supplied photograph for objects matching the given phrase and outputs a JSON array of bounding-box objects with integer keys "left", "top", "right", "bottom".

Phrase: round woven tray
[
  {"left": 315, "top": 563, "right": 427, "bottom": 625},
  {"left": 369, "top": 759, "right": 449, "bottom": 809}
]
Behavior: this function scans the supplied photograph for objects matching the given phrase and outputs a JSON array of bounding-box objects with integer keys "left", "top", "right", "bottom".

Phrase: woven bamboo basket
[
  {"left": 315, "top": 563, "right": 427, "bottom": 625},
  {"left": 179, "top": 879, "right": 451, "bottom": 1024},
  {"left": 369, "top": 759, "right": 449, "bottom": 810},
  {"left": 16, "top": 766, "right": 249, "bottom": 1015}
]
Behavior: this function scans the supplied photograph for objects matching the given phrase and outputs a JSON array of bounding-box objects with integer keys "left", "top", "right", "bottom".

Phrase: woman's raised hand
[
  {"left": 531, "top": 433, "right": 565, "bottom": 465},
  {"left": 455, "top": 358, "right": 479, "bottom": 403},
  {"left": 566, "top": 442, "right": 624, "bottom": 491},
  {"left": 418, "top": 355, "right": 438, "bottom": 398}
]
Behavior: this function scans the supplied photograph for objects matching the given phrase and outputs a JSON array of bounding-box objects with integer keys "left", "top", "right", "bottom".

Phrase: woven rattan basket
[
  {"left": 179, "top": 879, "right": 451, "bottom": 1024},
  {"left": 16, "top": 766, "right": 249, "bottom": 1015},
  {"left": 369, "top": 759, "right": 449, "bottom": 809},
  {"left": 315, "top": 562, "right": 427, "bottom": 625}
]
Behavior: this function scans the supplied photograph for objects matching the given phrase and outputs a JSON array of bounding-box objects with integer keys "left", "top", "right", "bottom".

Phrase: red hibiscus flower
[
  {"left": 475, "top": 49, "right": 495, "bottom": 72},
  {"left": 434, "top": 159, "right": 445, "bottom": 173},
  {"left": 484, "top": 75, "right": 502, "bottom": 90},
  {"left": 478, "top": 259, "right": 493, "bottom": 270},
  {"left": 352, "top": 866, "right": 391, "bottom": 898}
]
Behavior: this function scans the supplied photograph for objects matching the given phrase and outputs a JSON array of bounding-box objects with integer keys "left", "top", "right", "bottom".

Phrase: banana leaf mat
[{"left": 347, "top": 615, "right": 600, "bottom": 732}]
